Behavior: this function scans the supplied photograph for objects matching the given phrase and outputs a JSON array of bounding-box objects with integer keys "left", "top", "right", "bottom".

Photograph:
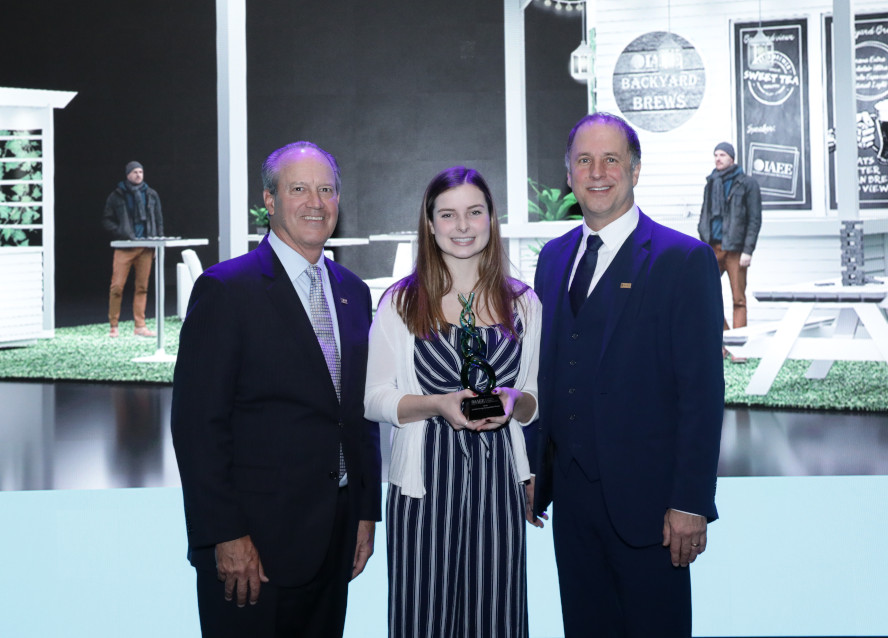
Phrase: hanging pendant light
[
  {"left": 570, "top": 2, "right": 593, "bottom": 82},
  {"left": 747, "top": 0, "right": 774, "bottom": 70},
  {"left": 657, "top": 0, "right": 683, "bottom": 71}
]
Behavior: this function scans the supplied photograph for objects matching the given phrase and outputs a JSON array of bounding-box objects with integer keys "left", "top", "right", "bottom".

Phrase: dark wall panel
[
  {"left": 4, "top": 1, "right": 217, "bottom": 325},
  {"left": 246, "top": 0, "right": 506, "bottom": 278},
  {"left": 525, "top": 4, "right": 588, "bottom": 203},
  {"left": 6, "top": 1, "right": 578, "bottom": 322}
]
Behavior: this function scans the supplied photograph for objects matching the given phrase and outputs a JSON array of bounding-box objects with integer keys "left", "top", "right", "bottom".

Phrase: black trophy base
[{"left": 462, "top": 393, "right": 505, "bottom": 421}]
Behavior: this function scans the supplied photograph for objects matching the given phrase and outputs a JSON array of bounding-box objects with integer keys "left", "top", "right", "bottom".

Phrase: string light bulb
[{"left": 536, "top": 0, "right": 585, "bottom": 12}]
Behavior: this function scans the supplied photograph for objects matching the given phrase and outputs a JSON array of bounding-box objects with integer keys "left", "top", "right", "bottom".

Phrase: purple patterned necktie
[{"left": 307, "top": 264, "right": 345, "bottom": 477}]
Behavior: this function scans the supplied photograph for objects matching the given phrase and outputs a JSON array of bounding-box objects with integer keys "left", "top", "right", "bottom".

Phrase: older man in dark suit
[
  {"left": 531, "top": 113, "right": 724, "bottom": 637},
  {"left": 172, "top": 141, "right": 381, "bottom": 637}
]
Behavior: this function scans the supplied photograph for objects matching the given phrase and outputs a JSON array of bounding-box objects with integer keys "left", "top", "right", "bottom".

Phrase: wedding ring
[{"left": 691, "top": 543, "right": 700, "bottom": 547}]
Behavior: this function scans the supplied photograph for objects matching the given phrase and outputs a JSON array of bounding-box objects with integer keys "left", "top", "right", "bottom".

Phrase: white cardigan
[{"left": 364, "top": 287, "right": 542, "bottom": 498}]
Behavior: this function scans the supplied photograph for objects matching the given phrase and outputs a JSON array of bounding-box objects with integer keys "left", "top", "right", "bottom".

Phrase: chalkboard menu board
[
  {"left": 825, "top": 12, "right": 888, "bottom": 210},
  {"left": 734, "top": 19, "right": 811, "bottom": 210}
]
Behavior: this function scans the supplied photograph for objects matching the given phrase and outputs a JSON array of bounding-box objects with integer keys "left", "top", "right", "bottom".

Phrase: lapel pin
[
  {"left": 620, "top": 283, "right": 632, "bottom": 289},
  {"left": 340, "top": 297, "right": 348, "bottom": 304}
]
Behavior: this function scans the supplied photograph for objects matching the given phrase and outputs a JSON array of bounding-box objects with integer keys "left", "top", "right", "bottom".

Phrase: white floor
[{"left": 2, "top": 477, "right": 887, "bottom": 637}]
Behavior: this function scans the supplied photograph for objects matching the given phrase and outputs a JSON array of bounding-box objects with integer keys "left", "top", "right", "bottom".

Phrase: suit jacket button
[
  {"left": 569, "top": 414, "right": 576, "bottom": 421},
  {"left": 568, "top": 388, "right": 576, "bottom": 394},
  {"left": 328, "top": 471, "right": 338, "bottom": 480},
  {"left": 569, "top": 360, "right": 577, "bottom": 366},
  {"left": 571, "top": 333, "right": 579, "bottom": 340}
]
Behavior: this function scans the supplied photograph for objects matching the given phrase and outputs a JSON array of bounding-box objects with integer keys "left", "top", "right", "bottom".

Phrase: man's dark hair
[{"left": 564, "top": 112, "right": 641, "bottom": 170}]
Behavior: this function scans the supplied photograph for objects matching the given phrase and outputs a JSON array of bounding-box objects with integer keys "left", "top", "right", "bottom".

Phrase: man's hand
[
  {"left": 662, "top": 509, "right": 707, "bottom": 567},
  {"left": 857, "top": 110, "right": 877, "bottom": 150},
  {"left": 351, "top": 520, "right": 376, "bottom": 580},
  {"left": 739, "top": 252, "right": 752, "bottom": 267},
  {"left": 524, "top": 476, "right": 548, "bottom": 528},
  {"left": 215, "top": 535, "right": 269, "bottom": 606}
]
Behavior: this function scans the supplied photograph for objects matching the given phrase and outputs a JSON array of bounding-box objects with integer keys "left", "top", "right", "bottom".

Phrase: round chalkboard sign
[
  {"left": 744, "top": 49, "right": 799, "bottom": 107},
  {"left": 612, "top": 31, "right": 706, "bottom": 132},
  {"left": 855, "top": 41, "right": 888, "bottom": 103}
]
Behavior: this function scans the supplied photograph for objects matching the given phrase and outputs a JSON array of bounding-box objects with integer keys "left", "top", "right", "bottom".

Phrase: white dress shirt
[{"left": 568, "top": 204, "right": 640, "bottom": 296}]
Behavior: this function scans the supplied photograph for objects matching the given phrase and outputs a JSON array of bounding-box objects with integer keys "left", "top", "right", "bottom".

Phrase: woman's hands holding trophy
[{"left": 434, "top": 388, "right": 486, "bottom": 431}]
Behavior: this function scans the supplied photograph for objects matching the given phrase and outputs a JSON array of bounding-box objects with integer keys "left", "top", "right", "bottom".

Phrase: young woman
[{"left": 364, "top": 166, "right": 543, "bottom": 638}]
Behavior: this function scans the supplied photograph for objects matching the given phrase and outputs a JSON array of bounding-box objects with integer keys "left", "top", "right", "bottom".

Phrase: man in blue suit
[
  {"left": 172, "top": 142, "right": 381, "bottom": 637},
  {"left": 532, "top": 113, "right": 724, "bottom": 637}
]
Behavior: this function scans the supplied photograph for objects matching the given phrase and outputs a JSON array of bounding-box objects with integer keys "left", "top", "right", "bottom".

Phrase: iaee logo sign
[{"left": 753, "top": 157, "right": 794, "bottom": 177}]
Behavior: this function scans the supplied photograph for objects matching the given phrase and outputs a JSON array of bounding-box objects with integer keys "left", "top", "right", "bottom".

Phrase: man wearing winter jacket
[
  {"left": 698, "top": 142, "right": 762, "bottom": 344},
  {"left": 101, "top": 161, "right": 163, "bottom": 338}
]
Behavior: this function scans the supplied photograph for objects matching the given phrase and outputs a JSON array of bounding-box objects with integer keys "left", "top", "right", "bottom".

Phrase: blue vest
[
  {"left": 548, "top": 264, "right": 621, "bottom": 480},
  {"left": 547, "top": 230, "right": 637, "bottom": 482}
]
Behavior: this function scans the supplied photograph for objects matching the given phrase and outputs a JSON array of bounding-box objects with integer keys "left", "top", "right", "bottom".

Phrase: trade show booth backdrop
[
  {"left": 2, "top": 0, "right": 587, "bottom": 326},
  {"left": 4, "top": 1, "right": 888, "bottom": 331},
  {"left": 2, "top": 1, "right": 888, "bottom": 637}
]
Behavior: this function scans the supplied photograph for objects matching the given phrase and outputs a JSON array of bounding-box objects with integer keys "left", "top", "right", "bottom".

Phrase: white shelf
[{"left": 0, "top": 87, "right": 76, "bottom": 344}]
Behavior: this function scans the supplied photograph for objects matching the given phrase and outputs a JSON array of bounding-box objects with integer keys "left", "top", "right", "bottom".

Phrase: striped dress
[{"left": 387, "top": 319, "right": 528, "bottom": 638}]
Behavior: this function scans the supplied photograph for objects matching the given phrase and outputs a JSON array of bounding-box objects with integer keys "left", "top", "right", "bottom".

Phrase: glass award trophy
[{"left": 457, "top": 292, "right": 506, "bottom": 420}]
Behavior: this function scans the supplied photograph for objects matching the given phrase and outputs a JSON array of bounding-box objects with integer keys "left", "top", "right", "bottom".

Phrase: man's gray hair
[{"left": 261, "top": 141, "right": 342, "bottom": 196}]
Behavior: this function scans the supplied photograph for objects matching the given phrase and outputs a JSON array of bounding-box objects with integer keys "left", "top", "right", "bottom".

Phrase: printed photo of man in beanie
[
  {"left": 698, "top": 142, "right": 762, "bottom": 363},
  {"left": 101, "top": 161, "right": 164, "bottom": 338}
]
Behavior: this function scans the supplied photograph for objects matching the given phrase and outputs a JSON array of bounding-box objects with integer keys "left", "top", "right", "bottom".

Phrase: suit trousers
[
  {"left": 195, "top": 487, "right": 351, "bottom": 638},
  {"left": 552, "top": 459, "right": 691, "bottom": 638},
  {"left": 108, "top": 247, "right": 154, "bottom": 328},
  {"left": 710, "top": 242, "right": 747, "bottom": 329}
]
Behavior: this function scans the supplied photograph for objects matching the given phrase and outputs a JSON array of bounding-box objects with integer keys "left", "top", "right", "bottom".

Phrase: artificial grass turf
[
  {"left": 0, "top": 318, "right": 886, "bottom": 412},
  {"left": 0, "top": 318, "right": 179, "bottom": 384},
  {"left": 723, "top": 357, "right": 888, "bottom": 412}
]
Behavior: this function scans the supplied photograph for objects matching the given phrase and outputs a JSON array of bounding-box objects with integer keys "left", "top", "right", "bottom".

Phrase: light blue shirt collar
[
  {"left": 266, "top": 230, "right": 340, "bottom": 352},
  {"left": 267, "top": 229, "right": 327, "bottom": 283}
]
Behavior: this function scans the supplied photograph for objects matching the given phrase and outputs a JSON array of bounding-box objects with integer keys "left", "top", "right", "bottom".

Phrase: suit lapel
[
  {"left": 538, "top": 227, "right": 584, "bottom": 379},
  {"left": 596, "top": 211, "right": 653, "bottom": 367},
  {"left": 554, "top": 227, "right": 583, "bottom": 312},
  {"left": 541, "top": 228, "right": 583, "bottom": 344},
  {"left": 258, "top": 238, "right": 339, "bottom": 404}
]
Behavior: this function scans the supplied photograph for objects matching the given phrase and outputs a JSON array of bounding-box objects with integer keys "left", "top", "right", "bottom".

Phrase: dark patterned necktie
[
  {"left": 307, "top": 265, "right": 346, "bottom": 478},
  {"left": 568, "top": 234, "right": 604, "bottom": 316}
]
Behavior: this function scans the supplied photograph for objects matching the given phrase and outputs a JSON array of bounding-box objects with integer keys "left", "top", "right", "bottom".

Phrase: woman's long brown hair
[{"left": 389, "top": 166, "right": 528, "bottom": 340}]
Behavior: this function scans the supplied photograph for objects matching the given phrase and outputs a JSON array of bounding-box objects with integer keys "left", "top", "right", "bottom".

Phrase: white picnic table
[{"left": 724, "top": 277, "right": 888, "bottom": 395}]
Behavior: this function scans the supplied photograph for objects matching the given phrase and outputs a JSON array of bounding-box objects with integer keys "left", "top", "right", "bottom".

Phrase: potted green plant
[
  {"left": 527, "top": 178, "right": 581, "bottom": 223},
  {"left": 526, "top": 178, "right": 582, "bottom": 260},
  {"left": 250, "top": 205, "right": 269, "bottom": 233}
]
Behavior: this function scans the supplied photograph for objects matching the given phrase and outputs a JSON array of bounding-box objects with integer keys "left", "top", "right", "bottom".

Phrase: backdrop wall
[{"left": 5, "top": 0, "right": 583, "bottom": 324}]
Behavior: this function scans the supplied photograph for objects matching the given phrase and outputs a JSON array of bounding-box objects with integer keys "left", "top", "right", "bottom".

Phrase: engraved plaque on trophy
[{"left": 457, "top": 292, "right": 505, "bottom": 421}]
